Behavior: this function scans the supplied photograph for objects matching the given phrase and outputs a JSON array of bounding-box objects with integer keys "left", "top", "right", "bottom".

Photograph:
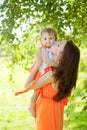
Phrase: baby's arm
[
  {"left": 41, "top": 48, "right": 57, "bottom": 66},
  {"left": 29, "top": 91, "right": 40, "bottom": 117},
  {"left": 24, "top": 48, "right": 42, "bottom": 88}
]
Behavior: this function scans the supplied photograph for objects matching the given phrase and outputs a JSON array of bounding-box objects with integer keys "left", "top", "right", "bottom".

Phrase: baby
[
  {"left": 24, "top": 28, "right": 59, "bottom": 117},
  {"left": 25, "top": 28, "right": 58, "bottom": 117},
  {"left": 25, "top": 43, "right": 60, "bottom": 117}
]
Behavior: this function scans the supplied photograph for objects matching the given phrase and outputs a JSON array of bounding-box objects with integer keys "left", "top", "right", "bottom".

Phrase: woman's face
[{"left": 50, "top": 40, "right": 67, "bottom": 62}]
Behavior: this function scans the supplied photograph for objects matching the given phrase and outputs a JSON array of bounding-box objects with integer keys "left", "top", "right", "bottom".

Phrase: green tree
[
  {"left": 0, "top": 1, "right": 87, "bottom": 129},
  {"left": 0, "top": 0, "right": 87, "bottom": 74},
  {"left": 0, "top": 0, "right": 87, "bottom": 44}
]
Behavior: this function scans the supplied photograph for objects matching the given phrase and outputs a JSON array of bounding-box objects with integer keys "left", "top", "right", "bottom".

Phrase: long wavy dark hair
[{"left": 53, "top": 40, "right": 80, "bottom": 101}]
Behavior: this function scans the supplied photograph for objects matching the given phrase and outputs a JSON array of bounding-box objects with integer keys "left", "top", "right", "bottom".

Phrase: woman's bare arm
[{"left": 25, "top": 71, "right": 54, "bottom": 90}]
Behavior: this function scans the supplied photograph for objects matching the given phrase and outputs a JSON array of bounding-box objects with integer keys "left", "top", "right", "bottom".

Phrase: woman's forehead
[{"left": 50, "top": 40, "right": 67, "bottom": 53}]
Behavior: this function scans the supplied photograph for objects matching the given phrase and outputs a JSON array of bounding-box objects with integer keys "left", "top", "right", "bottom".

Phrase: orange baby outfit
[{"left": 35, "top": 84, "right": 67, "bottom": 130}]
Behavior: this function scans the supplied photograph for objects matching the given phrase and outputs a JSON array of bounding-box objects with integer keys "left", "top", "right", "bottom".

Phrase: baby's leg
[{"left": 28, "top": 91, "right": 40, "bottom": 117}]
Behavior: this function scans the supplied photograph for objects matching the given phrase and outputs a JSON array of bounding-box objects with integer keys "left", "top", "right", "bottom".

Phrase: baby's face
[{"left": 40, "top": 32, "right": 56, "bottom": 48}]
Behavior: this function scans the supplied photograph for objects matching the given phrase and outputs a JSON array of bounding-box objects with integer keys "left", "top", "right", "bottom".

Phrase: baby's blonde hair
[{"left": 40, "top": 28, "right": 57, "bottom": 41}]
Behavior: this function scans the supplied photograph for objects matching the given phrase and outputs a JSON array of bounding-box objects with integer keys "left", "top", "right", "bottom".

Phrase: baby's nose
[{"left": 47, "top": 39, "right": 50, "bottom": 43}]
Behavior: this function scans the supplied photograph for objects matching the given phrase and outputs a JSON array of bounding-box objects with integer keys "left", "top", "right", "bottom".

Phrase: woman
[{"left": 25, "top": 40, "right": 80, "bottom": 130}]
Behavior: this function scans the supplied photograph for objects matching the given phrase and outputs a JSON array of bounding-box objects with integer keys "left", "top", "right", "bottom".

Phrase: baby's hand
[{"left": 28, "top": 106, "right": 36, "bottom": 118}]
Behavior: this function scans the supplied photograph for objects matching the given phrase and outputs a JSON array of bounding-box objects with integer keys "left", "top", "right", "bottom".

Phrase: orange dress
[
  {"left": 35, "top": 84, "right": 67, "bottom": 130},
  {"left": 15, "top": 63, "right": 68, "bottom": 130}
]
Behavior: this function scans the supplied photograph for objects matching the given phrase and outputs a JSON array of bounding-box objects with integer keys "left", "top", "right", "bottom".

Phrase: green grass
[
  {"left": 0, "top": 55, "right": 87, "bottom": 130},
  {"left": 0, "top": 57, "right": 35, "bottom": 130}
]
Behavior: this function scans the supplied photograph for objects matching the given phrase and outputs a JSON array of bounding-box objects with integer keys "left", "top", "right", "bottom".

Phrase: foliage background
[{"left": 0, "top": 0, "right": 87, "bottom": 130}]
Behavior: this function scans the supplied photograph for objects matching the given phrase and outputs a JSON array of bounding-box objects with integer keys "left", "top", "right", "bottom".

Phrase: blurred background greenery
[{"left": 0, "top": 0, "right": 87, "bottom": 130}]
